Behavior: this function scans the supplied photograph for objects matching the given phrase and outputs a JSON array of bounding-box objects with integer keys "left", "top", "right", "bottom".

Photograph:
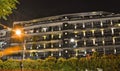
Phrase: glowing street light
[{"left": 15, "top": 29, "right": 22, "bottom": 36}]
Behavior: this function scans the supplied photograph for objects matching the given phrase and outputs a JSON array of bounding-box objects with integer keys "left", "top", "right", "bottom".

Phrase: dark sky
[{"left": 1, "top": 0, "right": 120, "bottom": 27}]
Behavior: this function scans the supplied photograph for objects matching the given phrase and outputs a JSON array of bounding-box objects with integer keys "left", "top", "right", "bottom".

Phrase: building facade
[{"left": 13, "top": 11, "right": 120, "bottom": 59}]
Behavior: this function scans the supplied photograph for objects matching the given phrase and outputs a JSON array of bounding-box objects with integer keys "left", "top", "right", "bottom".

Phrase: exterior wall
[{"left": 13, "top": 11, "right": 120, "bottom": 59}]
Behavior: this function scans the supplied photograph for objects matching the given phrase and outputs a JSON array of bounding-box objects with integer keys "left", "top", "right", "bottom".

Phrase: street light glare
[{"left": 15, "top": 29, "right": 22, "bottom": 36}]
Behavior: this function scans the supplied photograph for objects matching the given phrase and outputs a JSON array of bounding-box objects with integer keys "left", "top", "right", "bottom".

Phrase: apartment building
[{"left": 12, "top": 11, "right": 120, "bottom": 59}]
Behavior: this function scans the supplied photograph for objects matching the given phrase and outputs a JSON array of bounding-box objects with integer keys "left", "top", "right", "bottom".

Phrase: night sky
[{"left": 1, "top": 0, "right": 120, "bottom": 27}]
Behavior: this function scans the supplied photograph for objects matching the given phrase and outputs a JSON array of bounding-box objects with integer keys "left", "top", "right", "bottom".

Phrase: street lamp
[
  {"left": 15, "top": 29, "right": 22, "bottom": 36},
  {"left": 15, "top": 29, "right": 25, "bottom": 71},
  {"left": 0, "top": 23, "right": 25, "bottom": 71}
]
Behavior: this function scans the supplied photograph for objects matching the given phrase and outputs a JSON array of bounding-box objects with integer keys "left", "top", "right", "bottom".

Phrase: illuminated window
[
  {"left": 75, "top": 34, "right": 77, "bottom": 38},
  {"left": 65, "top": 41, "right": 68, "bottom": 44},
  {"left": 76, "top": 50, "right": 78, "bottom": 56},
  {"left": 83, "top": 23, "right": 85, "bottom": 28},
  {"left": 102, "top": 40, "right": 105, "bottom": 45},
  {"left": 65, "top": 24, "right": 67, "bottom": 27},
  {"left": 51, "top": 34, "right": 54, "bottom": 39},
  {"left": 43, "top": 44, "right": 46, "bottom": 48},
  {"left": 59, "top": 52, "right": 61, "bottom": 56},
  {"left": 42, "top": 27, "right": 47, "bottom": 32},
  {"left": 59, "top": 26, "right": 61, "bottom": 30},
  {"left": 118, "top": 24, "right": 120, "bottom": 26},
  {"left": 83, "top": 31, "right": 86, "bottom": 37},
  {"left": 30, "top": 46, "right": 32, "bottom": 50},
  {"left": 59, "top": 34, "right": 61, "bottom": 38},
  {"left": 74, "top": 31, "right": 78, "bottom": 34},
  {"left": 59, "top": 43, "right": 61, "bottom": 47},
  {"left": 51, "top": 44, "right": 53, "bottom": 48},
  {"left": 51, "top": 53, "right": 53, "bottom": 56},
  {"left": 100, "top": 29, "right": 104, "bottom": 36},
  {"left": 65, "top": 50, "right": 68, "bottom": 53},
  {"left": 43, "top": 35, "right": 46, "bottom": 40},
  {"left": 74, "top": 25, "right": 77, "bottom": 29},
  {"left": 65, "top": 32, "right": 67, "bottom": 35}
]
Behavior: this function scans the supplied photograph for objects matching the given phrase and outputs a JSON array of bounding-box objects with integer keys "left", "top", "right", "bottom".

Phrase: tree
[{"left": 0, "top": 0, "right": 18, "bottom": 20}]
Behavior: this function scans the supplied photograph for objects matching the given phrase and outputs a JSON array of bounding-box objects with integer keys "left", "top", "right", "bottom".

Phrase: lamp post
[
  {"left": 15, "top": 29, "right": 24, "bottom": 71},
  {"left": 0, "top": 23, "right": 25, "bottom": 71}
]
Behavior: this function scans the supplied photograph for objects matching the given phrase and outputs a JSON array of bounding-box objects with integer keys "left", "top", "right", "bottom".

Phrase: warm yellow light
[
  {"left": 118, "top": 24, "right": 120, "bottom": 26},
  {"left": 15, "top": 29, "right": 22, "bottom": 36}
]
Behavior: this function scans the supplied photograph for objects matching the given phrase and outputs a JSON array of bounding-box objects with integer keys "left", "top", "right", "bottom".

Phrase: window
[
  {"left": 41, "top": 27, "right": 48, "bottom": 32},
  {"left": 86, "top": 31, "right": 93, "bottom": 38},
  {"left": 94, "top": 30, "right": 102, "bottom": 37},
  {"left": 102, "top": 20, "right": 111, "bottom": 28},
  {"left": 85, "top": 22, "right": 92, "bottom": 28},
  {"left": 104, "top": 29, "right": 112, "bottom": 36},
  {"left": 76, "top": 23, "right": 84, "bottom": 29},
  {"left": 93, "top": 21, "right": 101, "bottom": 28}
]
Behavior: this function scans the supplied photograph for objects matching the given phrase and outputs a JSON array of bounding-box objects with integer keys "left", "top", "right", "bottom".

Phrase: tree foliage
[
  {"left": 0, "top": 55, "right": 120, "bottom": 71},
  {"left": 0, "top": 0, "right": 18, "bottom": 20}
]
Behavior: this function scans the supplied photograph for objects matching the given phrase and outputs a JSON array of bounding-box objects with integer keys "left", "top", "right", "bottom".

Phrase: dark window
[
  {"left": 86, "top": 31, "right": 93, "bottom": 38},
  {"left": 93, "top": 21, "right": 101, "bottom": 28},
  {"left": 115, "top": 37, "right": 120, "bottom": 45},
  {"left": 104, "top": 29, "right": 112, "bottom": 36},
  {"left": 76, "top": 23, "right": 84, "bottom": 29},
  {"left": 102, "top": 20, "right": 111, "bottom": 28},
  {"left": 114, "top": 28, "right": 120, "bottom": 36},
  {"left": 86, "top": 40, "right": 94, "bottom": 47},
  {"left": 95, "top": 39, "right": 103, "bottom": 46},
  {"left": 104, "top": 37, "right": 113, "bottom": 45},
  {"left": 85, "top": 22, "right": 92, "bottom": 28},
  {"left": 77, "top": 40, "right": 84, "bottom": 47},
  {"left": 94, "top": 30, "right": 102, "bottom": 37}
]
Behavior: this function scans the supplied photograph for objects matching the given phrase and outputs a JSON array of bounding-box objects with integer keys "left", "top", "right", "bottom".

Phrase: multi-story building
[
  {"left": 0, "top": 29, "right": 11, "bottom": 50},
  {"left": 13, "top": 11, "right": 120, "bottom": 59}
]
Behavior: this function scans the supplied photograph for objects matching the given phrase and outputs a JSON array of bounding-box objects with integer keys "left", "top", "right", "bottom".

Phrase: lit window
[
  {"left": 75, "top": 35, "right": 77, "bottom": 37},
  {"left": 65, "top": 24, "right": 67, "bottom": 27},
  {"left": 83, "top": 31, "right": 86, "bottom": 37},
  {"left": 51, "top": 44, "right": 53, "bottom": 48},
  {"left": 36, "top": 30, "right": 39, "bottom": 33},
  {"left": 65, "top": 50, "right": 68, "bottom": 53},
  {"left": 59, "top": 44, "right": 61, "bottom": 47},
  {"left": 59, "top": 34, "right": 61, "bottom": 38},
  {"left": 30, "top": 53, "right": 33, "bottom": 56},
  {"left": 102, "top": 40, "right": 105, "bottom": 45},
  {"left": 51, "top": 34, "right": 54, "bottom": 39},
  {"left": 36, "top": 53, "right": 38, "bottom": 57},
  {"left": 37, "top": 45, "right": 40, "bottom": 49},
  {"left": 59, "top": 52, "right": 61, "bottom": 56},
  {"left": 118, "top": 24, "right": 120, "bottom": 26},
  {"left": 42, "top": 27, "right": 47, "bottom": 32},
  {"left": 65, "top": 32, "right": 67, "bottom": 35},
  {"left": 100, "top": 29, "right": 104, "bottom": 36},
  {"left": 65, "top": 41, "right": 68, "bottom": 44},
  {"left": 51, "top": 53, "right": 53, "bottom": 56},
  {"left": 43, "top": 35, "right": 46, "bottom": 40},
  {"left": 74, "top": 31, "right": 78, "bottom": 34},
  {"left": 59, "top": 27, "right": 61, "bottom": 30},
  {"left": 74, "top": 25, "right": 77, "bottom": 29},
  {"left": 83, "top": 23, "right": 85, "bottom": 28},
  {"left": 29, "top": 29, "right": 34, "bottom": 33},
  {"left": 30, "top": 46, "right": 32, "bottom": 50},
  {"left": 43, "top": 44, "right": 46, "bottom": 48},
  {"left": 76, "top": 50, "right": 78, "bottom": 56}
]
